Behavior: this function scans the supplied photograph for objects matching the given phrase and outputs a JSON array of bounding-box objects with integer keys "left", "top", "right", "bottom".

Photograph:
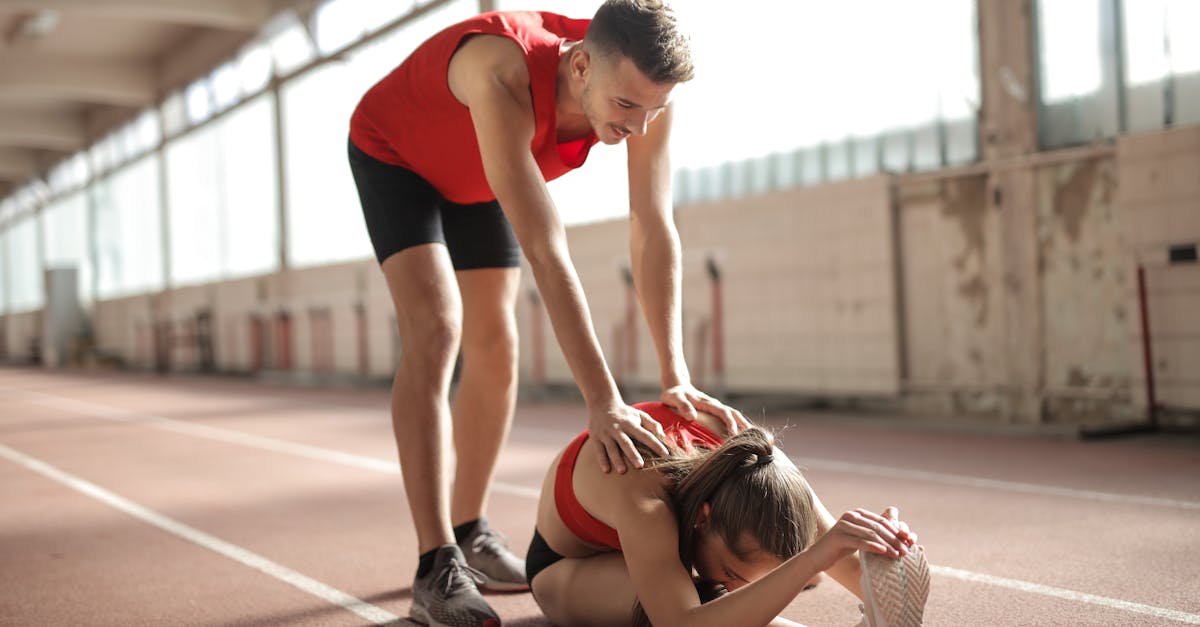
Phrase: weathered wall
[
  {"left": 1117, "top": 126, "right": 1200, "bottom": 411},
  {"left": 517, "top": 176, "right": 900, "bottom": 396},
  {"left": 0, "top": 310, "right": 40, "bottom": 362},
  {"left": 1035, "top": 157, "right": 1140, "bottom": 422},
  {"left": 896, "top": 175, "right": 1008, "bottom": 417}
]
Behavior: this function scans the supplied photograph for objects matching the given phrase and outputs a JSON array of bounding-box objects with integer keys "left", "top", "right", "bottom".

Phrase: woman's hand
[{"left": 805, "top": 507, "right": 918, "bottom": 572}]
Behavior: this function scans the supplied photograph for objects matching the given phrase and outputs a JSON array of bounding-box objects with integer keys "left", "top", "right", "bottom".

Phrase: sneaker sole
[
  {"left": 410, "top": 604, "right": 500, "bottom": 627},
  {"left": 859, "top": 548, "right": 930, "bottom": 627}
]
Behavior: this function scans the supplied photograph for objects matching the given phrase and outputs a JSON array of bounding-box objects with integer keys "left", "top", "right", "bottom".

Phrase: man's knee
[
  {"left": 463, "top": 320, "right": 518, "bottom": 371},
  {"left": 399, "top": 314, "right": 462, "bottom": 371}
]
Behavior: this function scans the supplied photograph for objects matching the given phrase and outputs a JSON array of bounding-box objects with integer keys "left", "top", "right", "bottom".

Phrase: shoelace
[
  {"left": 439, "top": 558, "right": 487, "bottom": 597},
  {"left": 470, "top": 529, "right": 510, "bottom": 556}
]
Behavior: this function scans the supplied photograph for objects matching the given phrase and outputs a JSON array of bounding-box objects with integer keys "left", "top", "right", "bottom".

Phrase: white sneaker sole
[
  {"left": 859, "top": 548, "right": 930, "bottom": 627},
  {"left": 409, "top": 603, "right": 441, "bottom": 627}
]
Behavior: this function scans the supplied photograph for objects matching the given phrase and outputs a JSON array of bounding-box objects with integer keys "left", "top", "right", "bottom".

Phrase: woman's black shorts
[
  {"left": 525, "top": 527, "right": 565, "bottom": 585},
  {"left": 348, "top": 139, "right": 522, "bottom": 269}
]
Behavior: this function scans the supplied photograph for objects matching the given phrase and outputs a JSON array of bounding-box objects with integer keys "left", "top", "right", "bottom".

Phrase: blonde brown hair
[
  {"left": 632, "top": 427, "right": 818, "bottom": 626},
  {"left": 586, "top": 0, "right": 695, "bottom": 84}
]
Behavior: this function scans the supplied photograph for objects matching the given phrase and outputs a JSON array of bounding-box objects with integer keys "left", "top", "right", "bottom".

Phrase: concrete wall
[
  {"left": 1117, "top": 126, "right": 1200, "bottom": 411},
  {"left": 897, "top": 175, "right": 1008, "bottom": 416},
  {"left": 1035, "top": 156, "right": 1140, "bottom": 422},
  {"left": 516, "top": 176, "right": 900, "bottom": 397}
]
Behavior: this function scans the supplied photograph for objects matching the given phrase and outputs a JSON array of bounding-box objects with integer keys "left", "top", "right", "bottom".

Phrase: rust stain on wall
[
  {"left": 958, "top": 275, "right": 989, "bottom": 326},
  {"left": 941, "top": 176, "right": 988, "bottom": 259},
  {"left": 941, "top": 176, "right": 991, "bottom": 328},
  {"left": 1054, "top": 159, "right": 1098, "bottom": 242}
]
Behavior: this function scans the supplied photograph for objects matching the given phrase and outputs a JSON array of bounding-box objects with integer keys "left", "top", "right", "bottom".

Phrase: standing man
[{"left": 347, "top": 2, "right": 747, "bottom": 625}]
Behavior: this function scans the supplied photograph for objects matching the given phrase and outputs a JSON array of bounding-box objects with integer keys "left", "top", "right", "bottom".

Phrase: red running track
[{"left": 1, "top": 367, "right": 1198, "bottom": 626}]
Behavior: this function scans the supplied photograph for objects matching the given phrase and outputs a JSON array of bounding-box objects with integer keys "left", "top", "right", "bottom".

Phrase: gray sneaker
[
  {"left": 857, "top": 547, "right": 930, "bottom": 627},
  {"left": 411, "top": 544, "right": 501, "bottom": 627},
  {"left": 458, "top": 519, "right": 530, "bottom": 592}
]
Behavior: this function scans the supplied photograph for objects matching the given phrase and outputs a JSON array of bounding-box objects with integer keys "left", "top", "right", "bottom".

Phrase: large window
[
  {"left": 41, "top": 191, "right": 92, "bottom": 304},
  {"left": 1038, "top": 0, "right": 1200, "bottom": 146},
  {"left": 500, "top": 0, "right": 978, "bottom": 214},
  {"left": 0, "top": 231, "right": 7, "bottom": 314},
  {"left": 6, "top": 215, "right": 43, "bottom": 313},
  {"left": 283, "top": 0, "right": 475, "bottom": 266},
  {"left": 167, "top": 93, "right": 280, "bottom": 286},
  {"left": 93, "top": 156, "right": 164, "bottom": 298}
]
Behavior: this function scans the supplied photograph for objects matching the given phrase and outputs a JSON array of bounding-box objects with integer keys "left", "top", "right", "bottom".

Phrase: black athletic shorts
[
  {"left": 347, "top": 138, "right": 522, "bottom": 269},
  {"left": 525, "top": 527, "right": 565, "bottom": 585}
]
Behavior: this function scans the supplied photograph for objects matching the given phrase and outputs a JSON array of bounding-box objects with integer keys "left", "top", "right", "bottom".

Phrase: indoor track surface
[{"left": 2, "top": 368, "right": 1198, "bottom": 626}]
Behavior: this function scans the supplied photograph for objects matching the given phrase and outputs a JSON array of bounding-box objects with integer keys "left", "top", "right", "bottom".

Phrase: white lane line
[
  {"left": 0, "top": 443, "right": 400, "bottom": 626},
  {"left": 933, "top": 565, "right": 1200, "bottom": 625},
  {"left": 18, "top": 391, "right": 537, "bottom": 500},
  {"left": 797, "top": 458, "right": 1200, "bottom": 511}
]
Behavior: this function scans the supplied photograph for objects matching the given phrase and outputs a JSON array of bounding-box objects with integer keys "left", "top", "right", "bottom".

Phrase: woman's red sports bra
[{"left": 553, "top": 402, "right": 724, "bottom": 550}]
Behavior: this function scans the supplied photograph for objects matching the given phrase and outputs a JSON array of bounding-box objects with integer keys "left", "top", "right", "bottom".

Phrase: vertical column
[
  {"left": 157, "top": 142, "right": 172, "bottom": 290},
  {"left": 272, "top": 81, "right": 290, "bottom": 273},
  {"left": 0, "top": 222, "right": 7, "bottom": 358},
  {"left": 978, "top": 0, "right": 1043, "bottom": 422}
]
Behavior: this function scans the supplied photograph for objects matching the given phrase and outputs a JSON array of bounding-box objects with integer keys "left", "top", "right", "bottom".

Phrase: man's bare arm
[{"left": 627, "top": 103, "right": 749, "bottom": 432}]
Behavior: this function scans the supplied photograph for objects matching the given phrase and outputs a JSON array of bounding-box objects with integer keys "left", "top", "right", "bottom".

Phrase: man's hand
[
  {"left": 661, "top": 384, "right": 751, "bottom": 435},
  {"left": 588, "top": 402, "right": 669, "bottom": 474}
]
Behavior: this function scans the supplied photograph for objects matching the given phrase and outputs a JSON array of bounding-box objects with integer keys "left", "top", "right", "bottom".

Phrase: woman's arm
[
  {"left": 613, "top": 490, "right": 908, "bottom": 627},
  {"left": 808, "top": 487, "right": 865, "bottom": 598}
]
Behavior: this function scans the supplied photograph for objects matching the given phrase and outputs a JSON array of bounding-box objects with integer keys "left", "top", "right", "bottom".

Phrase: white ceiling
[{"left": 0, "top": 0, "right": 315, "bottom": 198}]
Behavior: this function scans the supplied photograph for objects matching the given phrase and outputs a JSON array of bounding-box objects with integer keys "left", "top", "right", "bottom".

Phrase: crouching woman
[{"left": 526, "top": 402, "right": 927, "bottom": 627}]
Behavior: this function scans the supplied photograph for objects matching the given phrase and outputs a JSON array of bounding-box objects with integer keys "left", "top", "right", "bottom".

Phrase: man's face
[{"left": 580, "top": 52, "right": 675, "bottom": 145}]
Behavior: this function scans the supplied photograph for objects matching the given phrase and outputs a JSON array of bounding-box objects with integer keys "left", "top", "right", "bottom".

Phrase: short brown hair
[{"left": 586, "top": 0, "right": 694, "bottom": 84}]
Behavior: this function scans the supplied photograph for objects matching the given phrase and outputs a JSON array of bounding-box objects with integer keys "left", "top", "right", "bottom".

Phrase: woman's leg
[
  {"left": 531, "top": 553, "right": 638, "bottom": 627},
  {"left": 532, "top": 553, "right": 812, "bottom": 627}
]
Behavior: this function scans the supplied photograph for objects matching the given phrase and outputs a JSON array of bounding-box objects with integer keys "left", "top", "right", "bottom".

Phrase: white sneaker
[{"left": 857, "top": 547, "right": 930, "bottom": 627}]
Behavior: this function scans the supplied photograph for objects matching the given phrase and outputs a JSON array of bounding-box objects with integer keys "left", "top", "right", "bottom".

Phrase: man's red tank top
[
  {"left": 349, "top": 11, "right": 598, "bottom": 205},
  {"left": 554, "top": 402, "right": 725, "bottom": 551}
]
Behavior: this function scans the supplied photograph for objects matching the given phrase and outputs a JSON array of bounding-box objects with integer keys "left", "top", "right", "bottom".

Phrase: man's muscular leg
[
  {"left": 380, "top": 244, "right": 462, "bottom": 553},
  {"left": 450, "top": 267, "right": 520, "bottom": 522},
  {"left": 448, "top": 267, "right": 528, "bottom": 591}
]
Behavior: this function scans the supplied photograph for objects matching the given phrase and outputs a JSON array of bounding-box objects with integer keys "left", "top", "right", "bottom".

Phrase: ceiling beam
[
  {"left": 0, "top": 0, "right": 273, "bottom": 30},
  {"left": 0, "top": 148, "right": 37, "bottom": 180},
  {"left": 0, "top": 56, "right": 155, "bottom": 107},
  {"left": 0, "top": 109, "right": 85, "bottom": 151},
  {"left": 156, "top": 28, "right": 254, "bottom": 94}
]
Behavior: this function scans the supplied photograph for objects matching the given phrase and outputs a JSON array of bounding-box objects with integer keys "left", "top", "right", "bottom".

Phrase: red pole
[
  {"left": 626, "top": 286, "right": 638, "bottom": 377},
  {"left": 621, "top": 267, "right": 637, "bottom": 379},
  {"left": 694, "top": 318, "right": 709, "bottom": 389},
  {"left": 357, "top": 304, "right": 368, "bottom": 376},
  {"left": 707, "top": 258, "right": 724, "bottom": 385},
  {"left": 249, "top": 316, "right": 262, "bottom": 372},
  {"left": 276, "top": 312, "right": 292, "bottom": 370},
  {"left": 1137, "top": 265, "right": 1157, "bottom": 427}
]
